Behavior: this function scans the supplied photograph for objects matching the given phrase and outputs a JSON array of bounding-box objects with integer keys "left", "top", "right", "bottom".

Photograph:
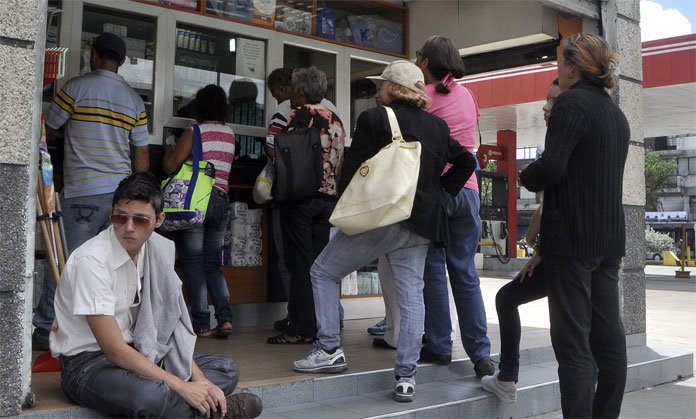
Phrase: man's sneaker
[
  {"left": 480, "top": 375, "right": 517, "bottom": 403},
  {"left": 419, "top": 347, "right": 452, "bottom": 365},
  {"left": 293, "top": 346, "right": 347, "bottom": 373},
  {"left": 474, "top": 357, "right": 495, "bottom": 378},
  {"left": 393, "top": 376, "right": 415, "bottom": 402},
  {"left": 224, "top": 391, "right": 263, "bottom": 418},
  {"left": 367, "top": 318, "right": 386, "bottom": 335}
]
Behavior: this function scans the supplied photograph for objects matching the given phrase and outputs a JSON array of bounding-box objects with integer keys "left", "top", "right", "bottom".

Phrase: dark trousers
[
  {"left": 495, "top": 262, "right": 547, "bottom": 382},
  {"left": 279, "top": 197, "right": 335, "bottom": 337},
  {"left": 545, "top": 255, "right": 627, "bottom": 419},
  {"left": 61, "top": 351, "right": 239, "bottom": 418}
]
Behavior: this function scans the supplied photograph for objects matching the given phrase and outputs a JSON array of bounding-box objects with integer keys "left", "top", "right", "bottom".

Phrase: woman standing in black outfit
[{"left": 519, "top": 33, "right": 629, "bottom": 418}]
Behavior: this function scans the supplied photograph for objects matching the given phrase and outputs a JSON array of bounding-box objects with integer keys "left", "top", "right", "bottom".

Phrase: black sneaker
[
  {"left": 224, "top": 391, "right": 263, "bottom": 418},
  {"left": 419, "top": 347, "right": 451, "bottom": 365},
  {"left": 372, "top": 338, "right": 396, "bottom": 350},
  {"left": 273, "top": 317, "right": 289, "bottom": 332},
  {"left": 474, "top": 357, "right": 495, "bottom": 378}
]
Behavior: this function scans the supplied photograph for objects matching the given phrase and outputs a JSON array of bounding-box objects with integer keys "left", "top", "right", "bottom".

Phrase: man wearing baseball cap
[{"left": 33, "top": 32, "right": 150, "bottom": 351}]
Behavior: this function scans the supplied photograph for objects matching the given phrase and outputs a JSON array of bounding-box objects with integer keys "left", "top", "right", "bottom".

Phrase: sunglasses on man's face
[{"left": 110, "top": 213, "right": 154, "bottom": 228}]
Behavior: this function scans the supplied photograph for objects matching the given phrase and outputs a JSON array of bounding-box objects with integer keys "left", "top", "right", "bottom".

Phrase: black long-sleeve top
[
  {"left": 339, "top": 101, "right": 476, "bottom": 246},
  {"left": 520, "top": 82, "right": 629, "bottom": 258}
]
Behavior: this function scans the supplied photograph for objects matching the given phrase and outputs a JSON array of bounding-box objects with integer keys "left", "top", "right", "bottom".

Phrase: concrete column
[
  {"left": 0, "top": 0, "right": 46, "bottom": 415},
  {"left": 602, "top": 0, "right": 647, "bottom": 344}
]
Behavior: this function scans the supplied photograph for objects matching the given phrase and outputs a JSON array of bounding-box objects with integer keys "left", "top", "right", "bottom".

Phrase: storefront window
[
  {"left": 80, "top": 6, "right": 156, "bottom": 133},
  {"left": 174, "top": 24, "right": 266, "bottom": 129},
  {"left": 283, "top": 45, "right": 336, "bottom": 105},
  {"left": 349, "top": 59, "right": 385, "bottom": 138}
]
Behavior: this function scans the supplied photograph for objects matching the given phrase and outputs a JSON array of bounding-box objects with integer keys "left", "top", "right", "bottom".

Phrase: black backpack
[{"left": 273, "top": 126, "right": 323, "bottom": 202}]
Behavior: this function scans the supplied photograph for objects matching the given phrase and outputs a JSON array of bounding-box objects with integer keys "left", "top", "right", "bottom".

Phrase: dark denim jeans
[
  {"left": 33, "top": 193, "right": 113, "bottom": 343},
  {"left": 494, "top": 262, "right": 547, "bottom": 382},
  {"left": 61, "top": 351, "right": 239, "bottom": 417},
  {"left": 174, "top": 188, "right": 233, "bottom": 332},
  {"left": 422, "top": 188, "right": 491, "bottom": 361},
  {"left": 545, "top": 255, "right": 626, "bottom": 419}
]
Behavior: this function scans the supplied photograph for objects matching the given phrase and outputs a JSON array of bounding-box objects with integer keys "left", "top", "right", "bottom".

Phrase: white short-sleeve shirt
[{"left": 50, "top": 226, "right": 144, "bottom": 357}]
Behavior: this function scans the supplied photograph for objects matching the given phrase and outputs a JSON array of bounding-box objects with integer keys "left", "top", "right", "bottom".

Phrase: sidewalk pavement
[{"left": 514, "top": 264, "right": 696, "bottom": 418}]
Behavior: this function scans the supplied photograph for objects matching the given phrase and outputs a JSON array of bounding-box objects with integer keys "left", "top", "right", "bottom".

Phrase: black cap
[{"left": 92, "top": 32, "right": 126, "bottom": 62}]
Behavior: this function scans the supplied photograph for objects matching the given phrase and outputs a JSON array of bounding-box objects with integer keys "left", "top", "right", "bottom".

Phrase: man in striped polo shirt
[{"left": 33, "top": 32, "right": 150, "bottom": 351}]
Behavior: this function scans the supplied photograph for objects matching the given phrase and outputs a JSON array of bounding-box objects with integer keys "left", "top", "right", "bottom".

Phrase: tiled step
[
  {"left": 258, "top": 345, "right": 692, "bottom": 418},
  {"left": 19, "top": 345, "right": 693, "bottom": 418}
]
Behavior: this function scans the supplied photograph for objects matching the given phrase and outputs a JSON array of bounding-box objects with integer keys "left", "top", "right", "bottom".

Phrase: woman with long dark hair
[
  {"left": 414, "top": 35, "right": 494, "bottom": 377},
  {"left": 163, "top": 84, "right": 236, "bottom": 338}
]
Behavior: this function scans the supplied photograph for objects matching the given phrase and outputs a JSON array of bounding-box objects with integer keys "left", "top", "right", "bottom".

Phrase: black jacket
[
  {"left": 520, "top": 82, "right": 629, "bottom": 258},
  {"left": 339, "top": 101, "right": 476, "bottom": 246}
]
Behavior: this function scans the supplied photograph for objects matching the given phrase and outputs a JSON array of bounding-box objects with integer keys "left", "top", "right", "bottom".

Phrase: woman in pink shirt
[
  {"left": 415, "top": 35, "right": 494, "bottom": 377},
  {"left": 163, "top": 84, "right": 236, "bottom": 338}
]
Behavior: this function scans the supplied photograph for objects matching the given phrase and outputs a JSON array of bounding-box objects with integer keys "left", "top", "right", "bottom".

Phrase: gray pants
[
  {"left": 310, "top": 223, "right": 430, "bottom": 378},
  {"left": 61, "top": 351, "right": 239, "bottom": 418}
]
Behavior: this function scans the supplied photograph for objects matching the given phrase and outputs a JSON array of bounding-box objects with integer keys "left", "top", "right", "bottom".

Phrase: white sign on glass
[{"left": 236, "top": 38, "right": 265, "bottom": 79}]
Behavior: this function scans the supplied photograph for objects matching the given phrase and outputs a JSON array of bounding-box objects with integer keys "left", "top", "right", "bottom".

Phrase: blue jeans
[
  {"left": 61, "top": 351, "right": 238, "bottom": 417},
  {"left": 174, "top": 188, "right": 233, "bottom": 332},
  {"left": 33, "top": 193, "right": 114, "bottom": 342},
  {"left": 422, "top": 188, "right": 491, "bottom": 361},
  {"left": 310, "top": 223, "right": 430, "bottom": 378}
]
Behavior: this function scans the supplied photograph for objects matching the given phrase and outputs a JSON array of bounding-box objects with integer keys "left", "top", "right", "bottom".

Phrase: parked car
[{"left": 646, "top": 251, "right": 663, "bottom": 261}]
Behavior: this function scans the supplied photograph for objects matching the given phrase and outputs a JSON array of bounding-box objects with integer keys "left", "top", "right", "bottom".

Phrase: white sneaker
[
  {"left": 481, "top": 375, "right": 517, "bottom": 403},
  {"left": 393, "top": 376, "right": 415, "bottom": 402},
  {"left": 293, "top": 346, "right": 347, "bottom": 373}
]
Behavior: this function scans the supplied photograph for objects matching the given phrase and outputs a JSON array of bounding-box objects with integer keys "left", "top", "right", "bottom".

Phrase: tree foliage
[
  {"left": 644, "top": 150, "right": 677, "bottom": 211},
  {"left": 645, "top": 226, "right": 673, "bottom": 253}
]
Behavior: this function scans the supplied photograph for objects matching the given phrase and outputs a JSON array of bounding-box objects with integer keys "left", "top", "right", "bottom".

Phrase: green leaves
[{"left": 645, "top": 149, "right": 678, "bottom": 211}]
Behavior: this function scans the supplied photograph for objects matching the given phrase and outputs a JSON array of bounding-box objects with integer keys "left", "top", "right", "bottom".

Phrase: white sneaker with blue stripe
[
  {"left": 294, "top": 346, "right": 347, "bottom": 373},
  {"left": 367, "top": 318, "right": 386, "bottom": 335}
]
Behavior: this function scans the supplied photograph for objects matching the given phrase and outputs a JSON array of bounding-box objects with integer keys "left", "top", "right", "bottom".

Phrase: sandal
[
  {"left": 266, "top": 333, "right": 314, "bottom": 344},
  {"left": 196, "top": 330, "right": 215, "bottom": 338},
  {"left": 214, "top": 322, "right": 233, "bottom": 338}
]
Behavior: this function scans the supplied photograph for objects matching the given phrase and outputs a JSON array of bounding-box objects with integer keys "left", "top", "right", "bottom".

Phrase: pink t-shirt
[{"left": 425, "top": 83, "right": 480, "bottom": 192}]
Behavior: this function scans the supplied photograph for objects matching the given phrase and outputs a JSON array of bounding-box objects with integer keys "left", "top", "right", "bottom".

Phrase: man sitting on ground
[{"left": 50, "top": 173, "right": 262, "bottom": 418}]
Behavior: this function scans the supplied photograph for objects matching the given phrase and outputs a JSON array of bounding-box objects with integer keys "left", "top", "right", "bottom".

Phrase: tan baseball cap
[{"left": 367, "top": 60, "right": 425, "bottom": 94}]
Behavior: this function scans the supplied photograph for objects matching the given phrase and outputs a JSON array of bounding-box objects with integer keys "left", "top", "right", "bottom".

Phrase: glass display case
[
  {"left": 80, "top": 6, "right": 157, "bottom": 133},
  {"left": 283, "top": 44, "right": 336, "bottom": 105},
  {"left": 349, "top": 59, "right": 385, "bottom": 139},
  {"left": 141, "top": 0, "right": 408, "bottom": 57},
  {"left": 173, "top": 24, "right": 266, "bottom": 129},
  {"left": 42, "top": 0, "right": 63, "bottom": 105}
]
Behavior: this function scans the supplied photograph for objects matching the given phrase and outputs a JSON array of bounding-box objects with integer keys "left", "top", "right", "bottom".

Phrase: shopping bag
[
  {"left": 253, "top": 158, "right": 274, "bottom": 204},
  {"left": 160, "top": 125, "right": 216, "bottom": 232},
  {"left": 329, "top": 106, "right": 421, "bottom": 235}
]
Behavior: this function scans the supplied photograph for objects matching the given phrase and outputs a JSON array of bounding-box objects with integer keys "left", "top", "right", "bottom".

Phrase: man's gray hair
[{"left": 292, "top": 66, "right": 327, "bottom": 104}]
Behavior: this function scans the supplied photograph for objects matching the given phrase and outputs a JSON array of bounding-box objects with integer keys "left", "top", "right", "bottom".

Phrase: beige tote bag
[{"left": 330, "top": 106, "right": 421, "bottom": 235}]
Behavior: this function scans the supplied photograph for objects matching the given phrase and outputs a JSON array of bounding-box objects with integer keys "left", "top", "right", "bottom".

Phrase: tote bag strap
[
  {"left": 383, "top": 106, "right": 403, "bottom": 142},
  {"left": 184, "top": 124, "right": 203, "bottom": 209}
]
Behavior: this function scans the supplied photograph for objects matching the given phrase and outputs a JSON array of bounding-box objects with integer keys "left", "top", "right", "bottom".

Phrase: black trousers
[
  {"left": 545, "top": 255, "right": 627, "bottom": 419},
  {"left": 495, "top": 262, "right": 547, "bottom": 382},
  {"left": 279, "top": 197, "right": 335, "bottom": 337}
]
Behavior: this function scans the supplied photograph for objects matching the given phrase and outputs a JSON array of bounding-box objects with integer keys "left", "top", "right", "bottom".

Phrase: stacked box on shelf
[
  {"left": 222, "top": 202, "right": 262, "bottom": 267},
  {"left": 340, "top": 270, "right": 381, "bottom": 296}
]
